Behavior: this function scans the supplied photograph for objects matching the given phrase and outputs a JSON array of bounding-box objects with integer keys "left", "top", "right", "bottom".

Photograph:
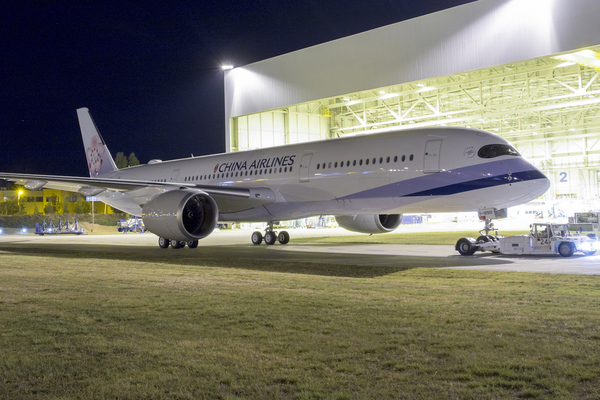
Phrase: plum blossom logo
[
  {"left": 86, "top": 135, "right": 106, "bottom": 176},
  {"left": 214, "top": 164, "right": 219, "bottom": 173},
  {"left": 464, "top": 147, "right": 475, "bottom": 158}
]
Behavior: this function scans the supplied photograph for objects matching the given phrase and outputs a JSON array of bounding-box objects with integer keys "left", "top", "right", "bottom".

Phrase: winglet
[{"left": 77, "top": 108, "right": 118, "bottom": 177}]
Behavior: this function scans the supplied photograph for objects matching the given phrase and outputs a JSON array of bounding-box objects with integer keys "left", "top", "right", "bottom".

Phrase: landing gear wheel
[
  {"left": 171, "top": 240, "right": 185, "bottom": 249},
  {"left": 277, "top": 230, "right": 290, "bottom": 245},
  {"left": 476, "top": 235, "right": 490, "bottom": 244},
  {"left": 264, "top": 231, "right": 277, "bottom": 245},
  {"left": 456, "top": 238, "right": 477, "bottom": 256},
  {"left": 251, "top": 231, "right": 263, "bottom": 245},
  {"left": 158, "top": 237, "right": 170, "bottom": 249},
  {"left": 187, "top": 240, "right": 199, "bottom": 249},
  {"left": 558, "top": 242, "right": 574, "bottom": 257}
]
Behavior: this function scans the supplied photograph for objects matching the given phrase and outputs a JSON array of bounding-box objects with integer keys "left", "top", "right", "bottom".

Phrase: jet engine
[
  {"left": 142, "top": 190, "right": 218, "bottom": 241},
  {"left": 335, "top": 214, "right": 402, "bottom": 234}
]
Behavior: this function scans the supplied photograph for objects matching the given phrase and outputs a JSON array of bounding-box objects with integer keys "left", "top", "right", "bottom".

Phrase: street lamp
[{"left": 17, "top": 190, "right": 23, "bottom": 205}]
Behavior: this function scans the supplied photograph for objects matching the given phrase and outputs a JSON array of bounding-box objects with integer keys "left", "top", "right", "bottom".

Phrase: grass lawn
[
  {"left": 294, "top": 230, "right": 529, "bottom": 245},
  {"left": 1, "top": 249, "right": 599, "bottom": 399}
]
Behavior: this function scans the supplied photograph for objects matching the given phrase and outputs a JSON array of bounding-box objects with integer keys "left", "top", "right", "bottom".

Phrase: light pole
[{"left": 17, "top": 190, "right": 23, "bottom": 206}]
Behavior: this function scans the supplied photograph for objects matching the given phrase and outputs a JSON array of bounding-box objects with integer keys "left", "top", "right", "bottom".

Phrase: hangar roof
[{"left": 224, "top": 0, "right": 600, "bottom": 123}]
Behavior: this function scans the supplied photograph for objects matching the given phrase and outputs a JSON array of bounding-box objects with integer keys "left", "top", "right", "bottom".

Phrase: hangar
[{"left": 224, "top": 0, "right": 600, "bottom": 212}]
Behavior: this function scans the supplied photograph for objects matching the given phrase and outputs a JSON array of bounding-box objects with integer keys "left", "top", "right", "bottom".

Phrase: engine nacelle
[
  {"left": 335, "top": 214, "right": 402, "bottom": 234},
  {"left": 142, "top": 190, "right": 218, "bottom": 241}
]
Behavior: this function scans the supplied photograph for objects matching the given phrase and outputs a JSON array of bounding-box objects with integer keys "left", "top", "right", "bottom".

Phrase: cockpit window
[{"left": 478, "top": 144, "right": 520, "bottom": 158}]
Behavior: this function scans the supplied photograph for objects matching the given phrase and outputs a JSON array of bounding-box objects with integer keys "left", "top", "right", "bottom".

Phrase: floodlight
[{"left": 221, "top": 65, "right": 234, "bottom": 71}]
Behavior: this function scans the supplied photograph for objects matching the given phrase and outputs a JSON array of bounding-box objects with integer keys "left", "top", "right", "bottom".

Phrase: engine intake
[
  {"left": 336, "top": 214, "right": 402, "bottom": 234},
  {"left": 142, "top": 190, "right": 218, "bottom": 241}
]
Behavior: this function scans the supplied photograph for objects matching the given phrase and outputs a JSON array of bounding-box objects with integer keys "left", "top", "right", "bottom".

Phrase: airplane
[{"left": 0, "top": 108, "right": 550, "bottom": 248}]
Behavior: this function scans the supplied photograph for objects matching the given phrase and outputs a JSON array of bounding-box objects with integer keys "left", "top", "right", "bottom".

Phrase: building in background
[
  {"left": 0, "top": 183, "right": 113, "bottom": 215},
  {"left": 224, "top": 0, "right": 600, "bottom": 212}
]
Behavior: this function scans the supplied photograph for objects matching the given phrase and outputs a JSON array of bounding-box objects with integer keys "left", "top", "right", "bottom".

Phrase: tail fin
[{"left": 77, "top": 107, "right": 118, "bottom": 177}]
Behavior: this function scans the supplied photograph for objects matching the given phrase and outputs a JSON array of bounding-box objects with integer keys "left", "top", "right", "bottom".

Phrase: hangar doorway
[{"left": 230, "top": 47, "right": 600, "bottom": 209}]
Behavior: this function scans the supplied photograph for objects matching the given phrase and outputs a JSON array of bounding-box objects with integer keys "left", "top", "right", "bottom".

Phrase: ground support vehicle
[
  {"left": 569, "top": 212, "right": 599, "bottom": 233},
  {"left": 117, "top": 217, "right": 146, "bottom": 233},
  {"left": 456, "top": 223, "right": 598, "bottom": 257}
]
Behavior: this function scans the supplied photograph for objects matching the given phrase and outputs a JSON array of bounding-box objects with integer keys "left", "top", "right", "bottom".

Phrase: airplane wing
[{"left": 0, "top": 172, "right": 276, "bottom": 215}]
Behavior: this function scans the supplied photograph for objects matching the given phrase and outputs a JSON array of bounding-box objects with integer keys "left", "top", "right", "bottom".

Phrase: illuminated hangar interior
[{"left": 224, "top": 0, "right": 600, "bottom": 212}]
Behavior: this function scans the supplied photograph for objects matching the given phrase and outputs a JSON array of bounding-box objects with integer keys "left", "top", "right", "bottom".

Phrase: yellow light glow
[
  {"left": 417, "top": 86, "right": 436, "bottom": 93},
  {"left": 553, "top": 50, "right": 600, "bottom": 70}
]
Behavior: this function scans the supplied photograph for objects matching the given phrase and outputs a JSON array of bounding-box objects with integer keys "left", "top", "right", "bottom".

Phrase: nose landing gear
[{"left": 251, "top": 222, "right": 290, "bottom": 245}]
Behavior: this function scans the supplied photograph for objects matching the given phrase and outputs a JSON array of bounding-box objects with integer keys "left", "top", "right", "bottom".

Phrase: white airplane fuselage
[{"left": 94, "top": 127, "right": 549, "bottom": 222}]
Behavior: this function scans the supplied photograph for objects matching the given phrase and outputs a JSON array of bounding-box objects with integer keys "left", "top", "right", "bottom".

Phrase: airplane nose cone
[{"left": 530, "top": 169, "right": 551, "bottom": 198}]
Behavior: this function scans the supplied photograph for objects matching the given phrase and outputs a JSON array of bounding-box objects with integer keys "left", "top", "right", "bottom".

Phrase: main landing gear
[
  {"left": 251, "top": 222, "right": 290, "bottom": 245},
  {"left": 157, "top": 237, "right": 199, "bottom": 249}
]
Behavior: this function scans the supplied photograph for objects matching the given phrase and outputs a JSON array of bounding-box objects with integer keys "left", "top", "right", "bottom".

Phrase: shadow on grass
[{"left": 0, "top": 241, "right": 514, "bottom": 279}]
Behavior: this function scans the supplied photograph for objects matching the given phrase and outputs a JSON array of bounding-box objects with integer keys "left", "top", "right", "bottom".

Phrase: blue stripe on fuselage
[
  {"left": 346, "top": 158, "right": 545, "bottom": 200},
  {"left": 404, "top": 169, "right": 546, "bottom": 197}
]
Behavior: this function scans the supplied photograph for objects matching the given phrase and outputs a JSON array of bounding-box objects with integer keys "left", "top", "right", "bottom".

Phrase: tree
[
  {"left": 43, "top": 196, "right": 64, "bottom": 214},
  {"left": 43, "top": 202, "right": 55, "bottom": 214},
  {"left": 0, "top": 198, "right": 20, "bottom": 215},
  {"left": 115, "top": 152, "right": 128, "bottom": 169},
  {"left": 63, "top": 198, "right": 71, "bottom": 214},
  {"left": 73, "top": 196, "right": 92, "bottom": 214},
  {"left": 128, "top": 152, "right": 140, "bottom": 167}
]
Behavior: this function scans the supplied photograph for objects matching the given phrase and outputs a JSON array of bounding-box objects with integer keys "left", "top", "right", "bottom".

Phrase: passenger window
[
  {"left": 402, "top": 155, "right": 406, "bottom": 162},
  {"left": 366, "top": 159, "right": 370, "bottom": 165},
  {"left": 379, "top": 157, "right": 383, "bottom": 164},
  {"left": 334, "top": 162, "right": 338, "bottom": 168},
  {"left": 410, "top": 155, "right": 414, "bottom": 161},
  {"left": 353, "top": 160, "right": 356, "bottom": 166},
  {"left": 359, "top": 159, "right": 363, "bottom": 166},
  {"left": 386, "top": 156, "right": 390, "bottom": 163},
  {"left": 394, "top": 156, "right": 398, "bottom": 162}
]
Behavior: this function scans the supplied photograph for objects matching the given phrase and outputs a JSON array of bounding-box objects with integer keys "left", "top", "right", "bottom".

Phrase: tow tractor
[{"left": 455, "top": 209, "right": 598, "bottom": 257}]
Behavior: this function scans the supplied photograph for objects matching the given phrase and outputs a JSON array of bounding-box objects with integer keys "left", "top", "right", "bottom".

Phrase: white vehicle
[
  {"left": 117, "top": 217, "right": 146, "bottom": 233},
  {"left": 1, "top": 108, "right": 550, "bottom": 249},
  {"left": 456, "top": 223, "right": 598, "bottom": 257}
]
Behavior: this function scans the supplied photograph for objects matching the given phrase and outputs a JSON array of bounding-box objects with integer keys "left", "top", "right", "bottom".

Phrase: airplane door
[
  {"left": 170, "top": 169, "right": 180, "bottom": 182},
  {"left": 423, "top": 139, "right": 442, "bottom": 174},
  {"left": 298, "top": 153, "right": 313, "bottom": 183}
]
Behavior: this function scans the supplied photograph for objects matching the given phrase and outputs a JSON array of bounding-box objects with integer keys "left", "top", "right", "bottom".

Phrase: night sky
[{"left": 2, "top": 0, "right": 475, "bottom": 177}]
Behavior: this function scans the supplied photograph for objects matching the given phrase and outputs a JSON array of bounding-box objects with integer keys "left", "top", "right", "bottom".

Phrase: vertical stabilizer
[{"left": 77, "top": 107, "right": 118, "bottom": 177}]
